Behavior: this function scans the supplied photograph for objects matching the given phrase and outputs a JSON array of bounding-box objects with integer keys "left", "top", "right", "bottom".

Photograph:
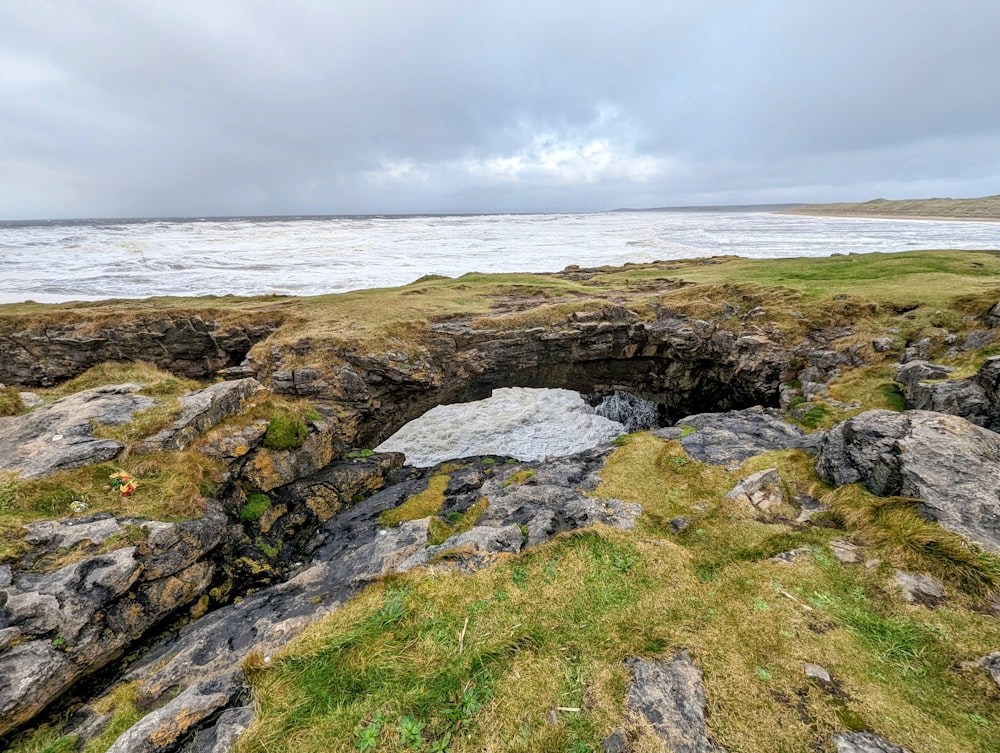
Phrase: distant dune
[{"left": 785, "top": 194, "right": 1000, "bottom": 221}]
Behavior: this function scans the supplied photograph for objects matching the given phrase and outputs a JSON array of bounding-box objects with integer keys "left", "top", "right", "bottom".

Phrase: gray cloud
[{"left": 1, "top": 0, "right": 998, "bottom": 218}]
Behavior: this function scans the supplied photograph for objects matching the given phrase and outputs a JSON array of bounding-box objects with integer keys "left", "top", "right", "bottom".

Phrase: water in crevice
[{"left": 375, "top": 387, "right": 664, "bottom": 467}]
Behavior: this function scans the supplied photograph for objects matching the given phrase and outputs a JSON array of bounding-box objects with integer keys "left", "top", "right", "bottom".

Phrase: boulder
[
  {"left": 896, "top": 357, "right": 1000, "bottom": 432},
  {"left": 624, "top": 651, "right": 727, "bottom": 753},
  {"left": 654, "top": 406, "right": 813, "bottom": 466},
  {"left": 139, "top": 378, "right": 264, "bottom": 452},
  {"left": 0, "top": 384, "right": 157, "bottom": 478},
  {"left": 816, "top": 410, "right": 1000, "bottom": 553},
  {"left": 894, "top": 571, "right": 945, "bottom": 606}
]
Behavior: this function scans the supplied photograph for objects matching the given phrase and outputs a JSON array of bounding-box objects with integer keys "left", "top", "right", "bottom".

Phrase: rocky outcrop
[
  {"left": 0, "top": 383, "right": 157, "bottom": 477},
  {"left": 896, "top": 357, "right": 1000, "bottom": 431},
  {"left": 624, "top": 651, "right": 727, "bottom": 753},
  {"left": 0, "top": 314, "right": 281, "bottom": 386},
  {"left": 0, "top": 504, "right": 228, "bottom": 736},
  {"left": 816, "top": 410, "right": 1000, "bottom": 552},
  {"left": 726, "top": 468, "right": 784, "bottom": 512},
  {"left": 263, "top": 314, "right": 796, "bottom": 448},
  {"left": 654, "top": 406, "right": 814, "bottom": 466},
  {"left": 63, "top": 448, "right": 638, "bottom": 750},
  {"left": 139, "top": 378, "right": 265, "bottom": 452}
]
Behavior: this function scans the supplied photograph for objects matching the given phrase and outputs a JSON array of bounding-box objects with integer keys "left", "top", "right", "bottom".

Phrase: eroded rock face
[
  {"left": 263, "top": 314, "right": 795, "bottom": 449},
  {"left": 624, "top": 651, "right": 727, "bottom": 753},
  {"left": 816, "top": 410, "right": 1000, "bottom": 552},
  {"left": 0, "top": 315, "right": 280, "bottom": 386},
  {"left": 0, "top": 504, "right": 228, "bottom": 737}
]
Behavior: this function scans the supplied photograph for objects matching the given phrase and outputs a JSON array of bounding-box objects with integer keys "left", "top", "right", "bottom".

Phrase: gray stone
[
  {"left": 832, "top": 731, "right": 913, "bottom": 753},
  {"left": 725, "top": 468, "right": 783, "bottom": 511},
  {"left": 18, "top": 391, "right": 42, "bottom": 408},
  {"left": 602, "top": 729, "right": 627, "bottom": 753},
  {"left": 871, "top": 337, "right": 894, "bottom": 353},
  {"left": 771, "top": 547, "right": 811, "bottom": 564},
  {"left": 139, "top": 378, "right": 264, "bottom": 452},
  {"left": 816, "top": 410, "right": 1000, "bottom": 553},
  {"left": 795, "top": 493, "right": 827, "bottom": 522},
  {"left": 655, "top": 406, "right": 811, "bottom": 466},
  {"left": 670, "top": 516, "right": 691, "bottom": 533},
  {"left": 894, "top": 571, "right": 945, "bottom": 606},
  {"left": 977, "top": 653, "right": 1000, "bottom": 689},
  {"left": 829, "top": 540, "right": 862, "bottom": 564},
  {"left": 0, "top": 506, "right": 226, "bottom": 737},
  {"left": 396, "top": 524, "right": 525, "bottom": 571},
  {"left": 894, "top": 360, "right": 954, "bottom": 391},
  {"left": 986, "top": 300, "right": 1000, "bottom": 327},
  {"left": 183, "top": 706, "right": 256, "bottom": 753},
  {"left": 625, "top": 651, "right": 727, "bottom": 753},
  {"left": 803, "top": 662, "right": 831, "bottom": 683},
  {"left": 0, "top": 384, "right": 157, "bottom": 478}
]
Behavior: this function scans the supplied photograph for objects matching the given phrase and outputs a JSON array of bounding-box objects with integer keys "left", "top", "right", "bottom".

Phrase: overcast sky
[{"left": 1, "top": 0, "right": 998, "bottom": 219}]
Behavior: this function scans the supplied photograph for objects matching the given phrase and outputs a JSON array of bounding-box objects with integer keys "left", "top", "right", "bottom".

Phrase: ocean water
[
  {"left": 1, "top": 210, "right": 997, "bottom": 304},
  {"left": 376, "top": 387, "right": 627, "bottom": 467}
]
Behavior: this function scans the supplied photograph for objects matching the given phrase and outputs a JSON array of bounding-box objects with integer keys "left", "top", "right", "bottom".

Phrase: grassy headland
[
  {"left": 4, "top": 249, "right": 1000, "bottom": 753},
  {"left": 784, "top": 195, "right": 1000, "bottom": 221}
]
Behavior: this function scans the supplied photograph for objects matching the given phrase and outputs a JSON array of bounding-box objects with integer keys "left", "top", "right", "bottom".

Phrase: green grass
[
  {"left": 264, "top": 412, "right": 310, "bottom": 451},
  {"left": 0, "top": 386, "right": 25, "bottom": 417},
  {"left": 241, "top": 493, "right": 272, "bottom": 523}
]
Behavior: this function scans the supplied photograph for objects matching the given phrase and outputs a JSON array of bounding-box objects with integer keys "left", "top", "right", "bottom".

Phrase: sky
[{"left": 1, "top": 0, "right": 999, "bottom": 219}]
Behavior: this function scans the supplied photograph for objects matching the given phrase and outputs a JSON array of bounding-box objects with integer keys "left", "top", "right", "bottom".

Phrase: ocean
[{"left": 1, "top": 210, "right": 998, "bottom": 305}]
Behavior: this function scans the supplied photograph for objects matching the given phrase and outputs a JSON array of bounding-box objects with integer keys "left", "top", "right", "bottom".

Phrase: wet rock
[
  {"left": 0, "top": 384, "right": 157, "bottom": 478},
  {"left": 139, "top": 378, "right": 264, "bottom": 452},
  {"left": 894, "top": 571, "right": 945, "bottom": 606},
  {"left": 654, "top": 406, "right": 812, "bottom": 466},
  {"left": 725, "top": 468, "right": 783, "bottom": 512},
  {"left": 624, "top": 651, "right": 727, "bottom": 753},
  {"left": 816, "top": 410, "right": 1000, "bottom": 553},
  {"left": 832, "top": 731, "right": 913, "bottom": 753}
]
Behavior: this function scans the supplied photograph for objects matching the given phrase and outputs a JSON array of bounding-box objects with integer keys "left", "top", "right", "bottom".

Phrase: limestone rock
[
  {"left": 396, "top": 524, "right": 524, "bottom": 571},
  {"left": 832, "top": 731, "right": 913, "bottom": 753},
  {"left": 894, "top": 570, "right": 945, "bottom": 606},
  {"left": 0, "top": 505, "right": 227, "bottom": 736},
  {"left": 654, "top": 406, "right": 812, "bottom": 466},
  {"left": 0, "top": 384, "right": 157, "bottom": 478},
  {"left": 139, "top": 378, "right": 264, "bottom": 452},
  {"left": 183, "top": 706, "right": 256, "bottom": 753},
  {"left": 829, "top": 540, "right": 862, "bottom": 564},
  {"left": 240, "top": 420, "right": 343, "bottom": 492},
  {"left": 816, "top": 410, "right": 1000, "bottom": 552},
  {"left": 896, "top": 357, "right": 1000, "bottom": 432},
  {"left": 0, "top": 315, "right": 280, "bottom": 387},
  {"left": 105, "top": 674, "right": 239, "bottom": 753},
  {"left": 624, "top": 651, "right": 727, "bottom": 753},
  {"left": 198, "top": 419, "right": 269, "bottom": 461},
  {"left": 726, "top": 468, "right": 783, "bottom": 511}
]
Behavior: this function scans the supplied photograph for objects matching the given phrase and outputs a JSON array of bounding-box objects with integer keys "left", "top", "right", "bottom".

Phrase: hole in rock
[{"left": 375, "top": 387, "right": 666, "bottom": 467}]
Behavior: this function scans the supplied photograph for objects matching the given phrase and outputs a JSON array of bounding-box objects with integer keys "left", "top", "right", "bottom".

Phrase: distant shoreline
[{"left": 782, "top": 195, "right": 1000, "bottom": 222}]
